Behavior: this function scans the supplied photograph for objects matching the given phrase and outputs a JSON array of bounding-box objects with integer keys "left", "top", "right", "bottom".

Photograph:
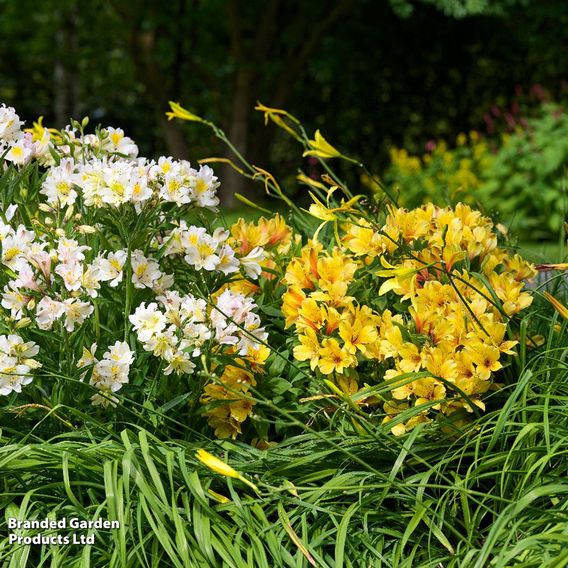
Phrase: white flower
[
  {"left": 163, "top": 349, "right": 195, "bottom": 376},
  {"left": 239, "top": 246, "right": 266, "bottom": 280},
  {"left": 131, "top": 250, "right": 162, "bottom": 289},
  {"left": 102, "top": 127, "right": 139, "bottom": 159},
  {"left": 57, "top": 237, "right": 89, "bottom": 264},
  {"left": 5, "top": 137, "right": 32, "bottom": 165},
  {"left": 189, "top": 165, "right": 220, "bottom": 209},
  {"left": 143, "top": 326, "right": 177, "bottom": 359},
  {"left": 55, "top": 262, "right": 84, "bottom": 292},
  {"left": 0, "top": 334, "right": 39, "bottom": 358},
  {"left": 104, "top": 340, "right": 134, "bottom": 367},
  {"left": 151, "top": 273, "right": 174, "bottom": 295},
  {"left": 35, "top": 297, "right": 65, "bottom": 329},
  {"left": 184, "top": 233, "right": 219, "bottom": 271},
  {"left": 81, "top": 264, "right": 101, "bottom": 298},
  {"left": 95, "top": 250, "right": 127, "bottom": 287},
  {"left": 62, "top": 299, "right": 93, "bottom": 332},
  {"left": 129, "top": 302, "right": 167, "bottom": 342},
  {"left": 0, "top": 104, "right": 23, "bottom": 143},
  {"left": 0, "top": 357, "right": 33, "bottom": 395},
  {"left": 2, "top": 284, "right": 29, "bottom": 319},
  {"left": 40, "top": 158, "right": 78, "bottom": 207}
]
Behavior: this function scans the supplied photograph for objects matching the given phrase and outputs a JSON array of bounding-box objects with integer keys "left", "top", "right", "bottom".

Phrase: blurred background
[{"left": 0, "top": 0, "right": 567, "bottom": 241}]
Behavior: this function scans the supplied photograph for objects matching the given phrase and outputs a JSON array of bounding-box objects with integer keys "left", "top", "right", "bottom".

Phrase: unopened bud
[
  {"left": 26, "top": 299, "right": 36, "bottom": 311},
  {"left": 15, "top": 317, "right": 32, "bottom": 329},
  {"left": 23, "top": 358, "right": 42, "bottom": 369},
  {"left": 21, "top": 188, "right": 28, "bottom": 199},
  {"left": 39, "top": 203, "right": 54, "bottom": 213},
  {"left": 74, "top": 213, "right": 82, "bottom": 221},
  {"left": 77, "top": 224, "right": 97, "bottom": 234},
  {"left": 44, "top": 217, "right": 53, "bottom": 226},
  {"left": 64, "top": 205, "right": 75, "bottom": 222},
  {"left": 55, "top": 228, "right": 66, "bottom": 237}
]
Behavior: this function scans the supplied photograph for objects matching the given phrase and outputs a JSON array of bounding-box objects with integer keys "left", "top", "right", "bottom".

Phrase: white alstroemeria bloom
[
  {"left": 129, "top": 302, "right": 167, "bottom": 342},
  {"left": 163, "top": 349, "right": 195, "bottom": 376},
  {"left": 13, "top": 264, "right": 40, "bottom": 292},
  {"left": 131, "top": 250, "right": 162, "bottom": 289},
  {"left": 1, "top": 284, "right": 28, "bottom": 319},
  {"left": 103, "top": 127, "right": 139, "bottom": 159},
  {"left": 35, "top": 297, "right": 65, "bottom": 330},
  {"left": 239, "top": 246, "right": 266, "bottom": 280},
  {"left": 57, "top": 238, "right": 90, "bottom": 264},
  {"left": 55, "top": 262, "right": 84, "bottom": 292},
  {"left": 151, "top": 273, "right": 174, "bottom": 295},
  {"left": 62, "top": 298, "right": 94, "bottom": 332},
  {"left": 0, "top": 104, "right": 23, "bottom": 142},
  {"left": 40, "top": 158, "right": 79, "bottom": 207},
  {"left": 0, "top": 334, "right": 39, "bottom": 358},
  {"left": 182, "top": 322, "right": 211, "bottom": 356},
  {"left": 100, "top": 162, "right": 133, "bottom": 206},
  {"left": 0, "top": 356, "right": 33, "bottom": 396},
  {"left": 184, "top": 234, "right": 219, "bottom": 271},
  {"left": 95, "top": 250, "right": 127, "bottom": 287},
  {"left": 160, "top": 171, "right": 191, "bottom": 205},
  {"left": 143, "top": 326, "right": 177, "bottom": 359},
  {"left": 81, "top": 264, "right": 102, "bottom": 298},
  {"left": 104, "top": 341, "right": 134, "bottom": 367},
  {"left": 189, "top": 165, "right": 220, "bottom": 209}
]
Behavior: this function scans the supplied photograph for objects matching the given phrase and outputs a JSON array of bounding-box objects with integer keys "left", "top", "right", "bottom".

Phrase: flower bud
[
  {"left": 15, "top": 317, "right": 32, "bottom": 329},
  {"left": 26, "top": 299, "right": 36, "bottom": 311},
  {"left": 77, "top": 225, "right": 97, "bottom": 234},
  {"left": 39, "top": 203, "right": 54, "bottom": 213},
  {"left": 64, "top": 205, "right": 75, "bottom": 222},
  {"left": 55, "top": 228, "right": 66, "bottom": 237},
  {"left": 23, "top": 358, "right": 42, "bottom": 369}
]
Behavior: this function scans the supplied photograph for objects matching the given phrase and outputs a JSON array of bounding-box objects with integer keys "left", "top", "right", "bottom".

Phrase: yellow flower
[
  {"left": 339, "top": 316, "right": 378, "bottom": 355},
  {"left": 303, "top": 130, "right": 341, "bottom": 159},
  {"left": 196, "top": 449, "right": 240, "bottom": 478},
  {"left": 196, "top": 449, "right": 259, "bottom": 493},
  {"left": 166, "top": 101, "right": 204, "bottom": 123},
  {"left": 317, "top": 338, "right": 356, "bottom": 375},
  {"left": 293, "top": 329, "right": 320, "bottom": 370},
  {"left": 544, "top": 292, "right": 568, "bottom": 320}
]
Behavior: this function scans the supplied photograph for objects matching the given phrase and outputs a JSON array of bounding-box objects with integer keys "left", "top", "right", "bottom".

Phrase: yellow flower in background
[
  {"left": 166, "top": 101, "right": 204, "bottom": 123},
  {"left": 303, "top": 130, "right": 341, "bottom": 159}
]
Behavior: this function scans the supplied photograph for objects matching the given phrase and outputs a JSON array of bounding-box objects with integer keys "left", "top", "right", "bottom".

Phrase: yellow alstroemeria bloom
[
  {"left": 195, "top": 449, "right": 259, "bottom": 493},
  {"left": 166, "top": 101, "right": 204, "bottom": 123},
  {"left": 303, "top": 130, "right": 341, "bottom": 159},
  {"left": 376, "top": 257, "right": 420, "bottom": 296}
]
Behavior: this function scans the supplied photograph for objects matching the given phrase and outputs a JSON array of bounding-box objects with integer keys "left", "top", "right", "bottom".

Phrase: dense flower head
[{"left": 285, "top": 203, "right": 535, "bottom": 434}]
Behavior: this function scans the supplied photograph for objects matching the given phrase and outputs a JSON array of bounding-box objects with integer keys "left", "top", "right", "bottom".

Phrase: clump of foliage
[{"left": 381, "top": 102, "right": 568, "bottom": 240}]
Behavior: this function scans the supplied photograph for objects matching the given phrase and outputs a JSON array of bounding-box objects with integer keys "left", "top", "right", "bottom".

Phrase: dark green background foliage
[{"left": 0, "top": 0, "right": 566, "bottom": 206}]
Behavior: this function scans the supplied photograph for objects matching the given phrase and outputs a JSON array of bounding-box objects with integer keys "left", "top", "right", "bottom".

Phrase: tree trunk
[{"left": 220, "top": 68, "right": 251, "bottom": 208}]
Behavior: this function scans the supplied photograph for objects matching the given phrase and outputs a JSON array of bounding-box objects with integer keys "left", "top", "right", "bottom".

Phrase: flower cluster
[
  {"left": 40, "top": 156, "right": 220, "bottom": 211},
  {"left": 77, "top": 341, "right": 134, "bottom": 406},
  {"left": 284, "top": 203, "right": 535, "bottom": 434},
  {"left": 0, "top": 334, "right": 40, "bottom": 395},
  {"left": 128, "top": 288, "right": 268, "bottom": 437},
  {"left": 163, "top": 222, "right": 265, "bottom": 279}
]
